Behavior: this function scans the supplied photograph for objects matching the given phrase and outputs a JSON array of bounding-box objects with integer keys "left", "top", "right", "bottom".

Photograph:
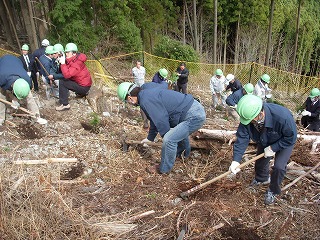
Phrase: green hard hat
[
  {"left": 53, "top": 43, "right": 64, "bottom": 52},
  {"left": 13, "top": 78, "right": 30, "bottom": 100},
  {"left": 159, "top": 68, "right": 168, "bottom": 78},
  {"left": 117, "top": 82, "right": 133, "bottom": 102},
  {"left": 21, "top": 44, "right": 29, "bottom": 51},
  {"left": 45, "top": 46, "right": 56, "bottom": 54},
  {"left": 243, "top": 83, "right": 254, "bottom": 94},
  {"left": 215, "top": 69, "right": 223, "bottom": 76},
  {"left": 261, "top": 74, "right": 270, "bottom": 84},
  {"left": 236, "top": 95, "right": 263, "bottom": 125},
  {"left": 65, "top": 43, "right": 78, "bottom": 52},
  {"left": 309, "top": 88, "right": 320, "bottom": 98}
]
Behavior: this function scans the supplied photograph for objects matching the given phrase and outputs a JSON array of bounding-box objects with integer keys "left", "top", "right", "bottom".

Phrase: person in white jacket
[
  {"left": 254, "top": 74, "right": 272, "bottom": 102},
  {"left": 210, "top": 69, "right": 228, "bottom": 110}
]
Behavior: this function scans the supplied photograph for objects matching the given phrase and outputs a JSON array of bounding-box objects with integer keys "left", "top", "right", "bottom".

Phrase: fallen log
[
  {"left": 282, "top": 161, "right": 320, "bottom": 191},
  {"left": 195, "top": 129, "right": 320, "bottom": 152},
  {"left": 13, "top": 158, "right": 78, "bottom": 164},
  {"left": 125, "top": 210, "right": 155, "bottom": 223}
]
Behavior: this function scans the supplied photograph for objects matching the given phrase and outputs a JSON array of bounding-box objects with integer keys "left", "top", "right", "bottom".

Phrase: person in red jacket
[{"left": 56, "top": 43, "right": 92, "bottom": 111}]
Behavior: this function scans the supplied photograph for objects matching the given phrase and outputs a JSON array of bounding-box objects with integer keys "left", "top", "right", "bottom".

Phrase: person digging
[
  {"left": 0, "top": 55, "right": 46, "bottom": 125},
  {"left": 229, "top": 94, "right": 297, "bottom": 205},
  {"left": 117, "top": 82, "right": 206, "bottom": 174}
]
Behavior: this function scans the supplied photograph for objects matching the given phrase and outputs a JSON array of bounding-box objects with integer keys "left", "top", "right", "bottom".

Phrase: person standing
[
  {"left": 254, "top": 74, "right": 272, "bottom": 101},
  {"left": 0, "top": 55, "right": 41, "bottom": 124},
  {"left": 18, "top": 44, "right": 38, "bottom": 91},
  {"left": 210, "top": 69, "right": 228, "bottom": 110},
  {"left": 56, "top": 43, "right": 92, "bottom": 111},
  {"left": 175, "top": 62, "right": 189, "bottom": 94},
  {"left": 229, "top": 94, "right": 297, "bottom": 205},
  {"left": 33, "top": 39, "right": 50, "bottom": 81},
  {"left": 300, "top": 88, "right": 320, "bottom": 131},
  {"left": 117, "top": 82, "right": 206, "bottom": 174},
  {"left": 131, "top": 60, "right": 146, "bottom": 87}
]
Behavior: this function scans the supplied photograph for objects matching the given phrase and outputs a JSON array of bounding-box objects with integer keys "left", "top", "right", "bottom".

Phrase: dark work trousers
[
  {"left": 59, "top": 79, "right": 91, "bottom": 105},
  {"left": 175, "top": 82, "right": 188, "bottom": 94},
  {"left": 301, "top": 115, "right": 320, "bottom": 131},
  {"left": 31, "top": 71, "right": 39, "bottom": 91},
  {"left": 256, "top": 144, "right": 295, "bottom": 194}
]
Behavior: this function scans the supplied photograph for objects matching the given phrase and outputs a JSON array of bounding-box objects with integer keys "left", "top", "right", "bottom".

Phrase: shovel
[
  {"left": 180, "top": 153, "right": 264, "bottom": 199},
  {"left": 0, "top": 98, "right": 47, "bottom": 125}
]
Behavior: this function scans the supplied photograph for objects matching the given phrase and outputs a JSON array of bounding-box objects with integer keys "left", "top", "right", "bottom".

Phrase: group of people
[
  {"left": 123, "top": 65, "right": 307, "bottom": 205},
  {"left": 0, "top": 46, "right": 314, "bottom": 206},
  {"left": 0, "top": 39, "right": 92, "bottom": 124}
]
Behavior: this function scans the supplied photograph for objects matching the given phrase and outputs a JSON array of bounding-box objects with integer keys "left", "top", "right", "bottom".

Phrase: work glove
[
  {"left": 27, "top": 72, "right": 31, "bottom": 77},
  {"left": 230, "top": 104, "right": 237, "bottom": 109},
  {"left": 59, "top": 54, "right": 66, "bottom": 64},
  {"left": 229, "top": 161, "right": 241, "bottom": 174},
  {"left": 264, "top": 146, "right": 275, "bottom": 158},
  {"left": 11, "top": 100, "right": 20, "bottom": 109},
  {"left": 301, "top": 110, "right": 311, "bottom": 116},
  {"left": 141, "top": 138, "right": 152, "bottom": 147},
  {"left": 266, "top": 94, "right": 272, "bottom": 99}
]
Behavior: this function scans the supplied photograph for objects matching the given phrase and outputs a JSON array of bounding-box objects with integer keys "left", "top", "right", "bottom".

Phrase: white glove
[
  {"left": 141, "top": 138, "right": 152, "bottom": 147},
  {"left": 11, "top": 100, "right": 20, "bottom": 109},
  {"left": 266, "top": 94, "right": 272, "bottom": 99},
  {"left": 27, "top": 72, "right": 31, "bottom": 77},
  {"left": 229, "top": 161, "right": 241, "bottom": 174},
  {"left": 59, "top": 54, "right": 66, "bottom": 64},
  {"left": 301, "top": 110, "right": 311, "bottom": 116},
  {"left": 230, "top": 104, "right": 237, "bottom": 109},
  {"left": 264, "top": 146, "right": 275, "bottom": 158}
]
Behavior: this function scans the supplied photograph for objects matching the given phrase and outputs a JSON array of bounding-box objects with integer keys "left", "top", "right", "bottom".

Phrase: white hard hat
[
  {"left": 41, "top": 39, "right": 50, "bottom": 46},
  {"left": 226, "top": 74, "right": 235, "bottom": 81}
]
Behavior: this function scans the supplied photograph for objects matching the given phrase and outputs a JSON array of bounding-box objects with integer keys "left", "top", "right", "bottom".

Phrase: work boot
[
  {"left": 249, "top": 177, "right": 270, "bottom": 187},
  {"left": 264, "top": 189, "right": 277, "bottom": 205},
  {"left": 55, "top": 104, "right": 70, "bottom": 111}
]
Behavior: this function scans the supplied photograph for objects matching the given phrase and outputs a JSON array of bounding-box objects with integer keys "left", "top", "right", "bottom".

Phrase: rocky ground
[{"left": 0, "top": 84, "right": 319, "bottom": 240}]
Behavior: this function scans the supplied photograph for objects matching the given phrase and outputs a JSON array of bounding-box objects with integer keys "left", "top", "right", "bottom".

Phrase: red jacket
[{"left": 61, "top": 53, "right": 92, "bottom": 87}]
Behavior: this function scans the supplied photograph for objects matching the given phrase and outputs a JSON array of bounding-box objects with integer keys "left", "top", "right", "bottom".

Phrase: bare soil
[{"left": 0, "top": 85, "right": 319, "bottom": 240}]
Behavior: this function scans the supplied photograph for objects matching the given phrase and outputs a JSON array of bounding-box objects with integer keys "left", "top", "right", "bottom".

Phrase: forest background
[{"left": 0, "top": 0, "right": 319, "bottom": 77}]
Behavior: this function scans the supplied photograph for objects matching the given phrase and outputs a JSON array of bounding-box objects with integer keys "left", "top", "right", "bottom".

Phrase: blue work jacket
[
  {"left": 39, "top": 55, "right": 52, "bottom": 83},
  {"left": 233, "top": 103, "right": 297, "bottom": 162},
  {"left": 226, "top": 88, "right": 244, "bottom": 106},
  {"left": 0, "top": 55, "right": 31, "bottom": 90},
  {"left": 138, "top": 89, "right": 194, "bottom": 140},
  {"left": 141, "top": 81, "right": 168, "bottom": 90}
]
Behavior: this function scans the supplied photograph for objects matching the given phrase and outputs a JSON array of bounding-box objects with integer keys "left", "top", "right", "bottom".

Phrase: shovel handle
[
  {"left": 180, "top": 153, "right": 264, "bottom": 199},
  {"left": 0, "top": 98, "right": 35, "bottom": 115}
]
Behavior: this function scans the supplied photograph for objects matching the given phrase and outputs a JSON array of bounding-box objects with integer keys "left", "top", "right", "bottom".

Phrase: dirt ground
[{"left": 0, "top": 84, "right": 319, "bottom": 240}]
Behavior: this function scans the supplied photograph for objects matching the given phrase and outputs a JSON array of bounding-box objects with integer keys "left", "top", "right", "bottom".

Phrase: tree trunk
[
  {"left": 2, "top": 0, "right": 20, "bottom": 50},
  {"left": 0, "top": 0, "right": 14, "bottom": 47},
  {"left": 185, "top": 0, "right": 195, "bottom": 45},
  {"left": 27, "top": 0, "right": 39, "bottom": 50},
  {"left": 265, "top": 0, "right": 275, "bottom": 66},
  {"left": 292, "top": 0, "right": 302, "bottom": 72},
  {"left": 213, "top": 0, "right": 218, "bottom": 64},
  {"left": 223, "top": 26, "right": 227, "bottom": 66},
  {"left": 234, "top": 14, "right": 240, "bottom": 65},
  {"left": 183, "top": 1, "right": 186, "bottom": 45},
  {"left": 192, "top": 0, "right": 199, "bottom": 52}
]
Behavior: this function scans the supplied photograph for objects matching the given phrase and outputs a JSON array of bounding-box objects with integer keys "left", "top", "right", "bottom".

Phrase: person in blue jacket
[
  {"left": 226, "top": 83, "right": 254, "bottom": 121},
  {"left": 139, "top": 81, "right": 169, "bottom": 129},
  {"left": 117, "top": 82, "right": 206, "bottom": 174},
  {"left": 0, "top": 55, "right": 41, "bottom": 125},
  {"left": 152, "top": 68, "right": 168, "bottom": 84},
  {"left": 229, "top": 94, "right": 297, "bottom": 205}
]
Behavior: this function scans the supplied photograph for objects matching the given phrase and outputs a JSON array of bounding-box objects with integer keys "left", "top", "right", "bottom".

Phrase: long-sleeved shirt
[
  {"left": 210, "top": 75, "right": 227, "bottom": 94},
  {"left": 233, "top": 103, "right": 297, "bottom": 162}
]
